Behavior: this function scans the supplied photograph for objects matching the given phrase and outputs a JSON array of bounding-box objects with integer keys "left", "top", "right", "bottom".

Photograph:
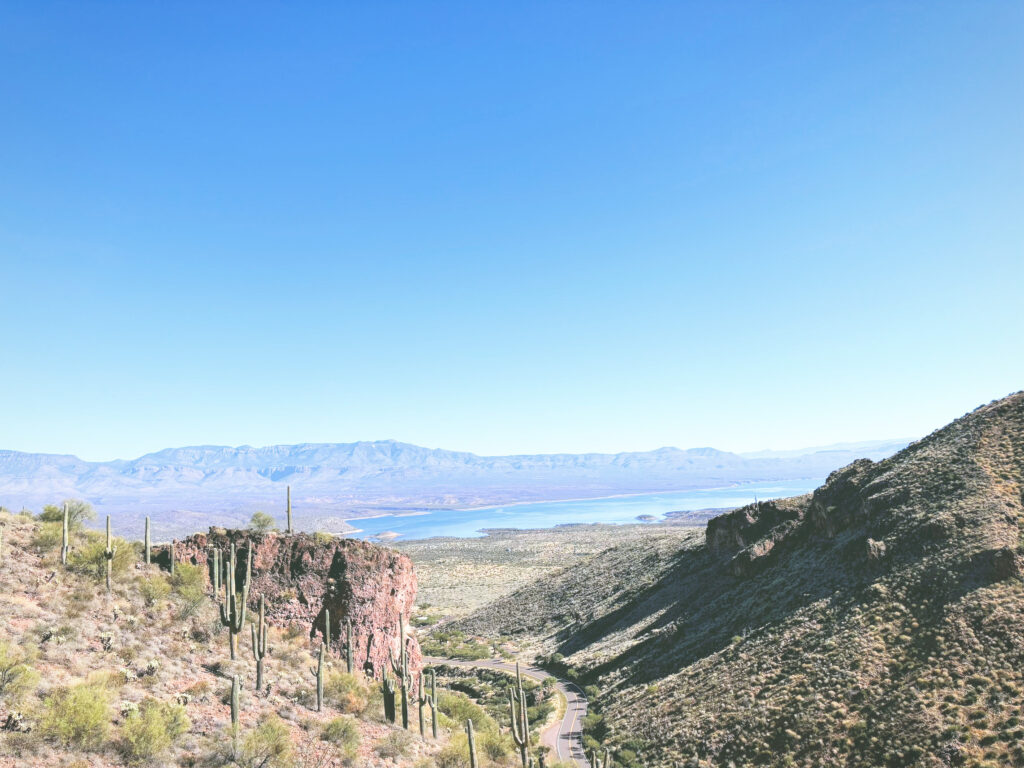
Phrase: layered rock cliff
[{"left": 164, "top": 530, "right": 421, "bottom": 678}]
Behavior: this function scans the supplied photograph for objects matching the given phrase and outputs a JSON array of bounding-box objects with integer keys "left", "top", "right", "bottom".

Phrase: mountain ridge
[
  {"left": 0, "top": 438, "right": 909, "bottom": 539},
  {"left": 452, "top": 392, "right": 1024, "bottom": 766}
]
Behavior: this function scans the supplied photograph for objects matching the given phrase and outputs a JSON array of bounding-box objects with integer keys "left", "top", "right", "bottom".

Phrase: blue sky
[{"left": 1, "top": 2, "right": 1022, "bottom": 461}]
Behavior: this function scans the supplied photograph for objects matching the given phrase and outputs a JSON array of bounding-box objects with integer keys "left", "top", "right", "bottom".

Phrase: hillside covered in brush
[
  {"left": 456, "top": 392, "right": 1024, "bottom": 767},
  {"left": 0, "top": 512, "right": 555, "bottom": 768}
]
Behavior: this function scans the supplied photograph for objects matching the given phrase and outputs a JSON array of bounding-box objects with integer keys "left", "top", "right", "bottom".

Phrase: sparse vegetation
[
  {"left": 249, "top": 511, "right": 276, "bottom": 533},
  {"left": 118, "top": 697, "right": 189, "bottom": 762},
  {"left": 40, "top": 677, "right": 115, "bottom": 749}
]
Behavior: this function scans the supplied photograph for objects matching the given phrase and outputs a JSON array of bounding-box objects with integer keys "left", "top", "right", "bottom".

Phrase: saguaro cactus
[
  {"left": 230, "top": 674, "right": 240, "bottom": 755},
  {"left": 219, "top": 543, "right": 251, "bottom": 659},
  {"left": 509, "top": 662, "right": 531, "bottom": 768},
  {"left": 210, "top": 547, "right": 222, "bottom": 594},
  {"left": 251, "top": 594, "right": 268, "bottom": 691},
  {"left": 286, "top": 485, "right": 292, "bottom": 534},
  {"left": 61, "top": 503, "right": 70, "bottom": 565},
  {"left": 323, "top": 608, "right": 331, "bottom": 650},
  {"left": 467, "top": 719, "right": 478, "bottom": 768},
  {"left": 168, "top": 539, "right": 176, "bottom": 577},
  {"left": 104, "top": 516, "right": 116, "bottom": 592},
  {"left": 144, "top": 516, "right": 151, "bottom": 565},
  {"left": 389, "top": 615, "right": 411, "bottom": 728},
  {"left": 417, "top": 669, "right": 439, "bottom": 738},
  {"left": 382, "top": 673, "right": 397, "bottom": 723},
  {"left": 422, "top": 667, "right": 438, "bottom": 738},
  {"left": 309, "top": 643, "right": 325, "bottom": 712}
]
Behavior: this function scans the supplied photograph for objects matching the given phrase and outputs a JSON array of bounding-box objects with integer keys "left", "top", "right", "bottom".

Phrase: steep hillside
[
  {"left": 0, "top": 513, "right": 446, "bottom": 768},
  {"left": 0, "top": 439, "right": 907, "bottom": 538},
  {"left": 457, "top": 393, "right": 1024, "bottom": 767}
]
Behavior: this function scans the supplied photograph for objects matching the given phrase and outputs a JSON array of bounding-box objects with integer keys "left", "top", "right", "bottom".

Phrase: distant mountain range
[{"left": 0, "top": 438, "right": 909, "bottom": 539}]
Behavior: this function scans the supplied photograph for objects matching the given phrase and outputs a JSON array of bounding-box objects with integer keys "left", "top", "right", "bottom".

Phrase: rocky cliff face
[{"left": 165, "top": 530, "right": 421, "bottom": 679}]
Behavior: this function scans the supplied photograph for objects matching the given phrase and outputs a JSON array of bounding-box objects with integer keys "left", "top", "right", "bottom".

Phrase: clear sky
[{"left": 1, "top": 2, "right": 1022, "bottom": 461}]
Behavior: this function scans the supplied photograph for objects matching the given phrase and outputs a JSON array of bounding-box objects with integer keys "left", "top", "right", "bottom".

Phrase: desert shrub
[
  {"left": 40, "top": 679, "right": 114, "bottom": 749},
  {"left": 480, "top": 730, "right": 513, "bottom": 761},
  {"left": 321, "top": 716, "right": 360, "bottom": 758},
  {"left": 0, "top": 641, "right": 39, "bottom": 704},
  {"left": 39, "top": 499, "right": 95, "bottom": 526},
  {"left": 438, "top": 691, "right": 497, "bottom": 734},
  {"left": 421, "top": 630, "right": 491, "bottom": 660},
  {"left": 313, "top": 531, "right": 334, "bottom": 545},
  {"left": 324, "top": 671, "right": 369, "bottom": 714},
  {"left": 139, "top": 574, "right": 172, "bottom": 605},
  {"left": 238, "top": 715, "right": 295, "bottom": 768},
  {"left": 170, "top": 562, "right": 206, "bottom": 617},
  {"left": 249, "top": 511, "right": 276, "bottom": 533},
  {"left": 31, "top": 521, "right": 64, "bottom": 552},
  {"left": 119, "top": 698, "right": 190, "bottom": 762},
  {"left": 68, "top": 531, "right": 136, "bottom": 582},
  {"left": 434, "top": 734, "right": 470, "bottom": 768},
  {"left": 374, "top": 729, "right": 415, "bottom": 759}
]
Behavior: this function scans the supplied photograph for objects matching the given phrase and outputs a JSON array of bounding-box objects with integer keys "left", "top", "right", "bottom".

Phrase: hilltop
[
  {"left": 454, "top": 393, "right": 1024, "bottom": 767},
  {"left": 0, "top": 439, "right": 906, "bottom": 539}
]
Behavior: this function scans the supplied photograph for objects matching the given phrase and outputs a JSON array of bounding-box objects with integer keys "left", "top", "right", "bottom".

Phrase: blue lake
[{"left": 348, "top": 478, "right": 822, "bottom": 540}]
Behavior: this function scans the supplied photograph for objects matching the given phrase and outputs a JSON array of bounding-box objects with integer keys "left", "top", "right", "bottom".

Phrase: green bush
[
  {"left": 374, "top": 729, "right": 414, "bottom": 759},
  {"left": 321, "top": 716, "right": 360, "bottom": 759},
  {"left": 438, "top": 691, "right": 497, "bottom": 734},
  {"left": 249, "top": 511, "right": 276, "bottom": 533},
  {"left": 324, "top": 671, "right": 369, "bottom": 714},
  {"left": 30, "top": 521, "right": 64, "bottom": 553},
  {"left": 170, "top": 562, "right": 206, "bottom": 617},
  {"left": 40, "top": 679, "right": 114, "bottom": 749},
  {"left": 0, "top": 641, "right": 39, "bottom": 704},
  {"left": 238, "top": 715, "right": 294, "bottom": 768},
  {"left": 480, "top": 730, "right": 513, "bottom": 761},
  {"left": 139, "top": 574, "right": 172, "bottom": 605},
  {"left": 435, "top": 734, "right": 471, "bottom": 768},
  {"left": 119, "top": 698, "right": 190, "bottom": 762},
  {"left": 68, "top": 531, "right": 136, "bottom": 582},
  {"left": 421, "top": 629, "right": 491, "bottom": 660},
  {"left": 37, "top": 499, "right": 94, "bottom": 526}
]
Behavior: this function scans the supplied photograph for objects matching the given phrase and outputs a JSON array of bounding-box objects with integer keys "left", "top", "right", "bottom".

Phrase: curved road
[{"left": 424, "top": 656, "right": 590, "bottom": 768}]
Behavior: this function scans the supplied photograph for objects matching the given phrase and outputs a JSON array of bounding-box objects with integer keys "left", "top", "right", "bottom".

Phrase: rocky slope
[
  {"left": 456, "top": 392, "right": 1024, "bottom": 767},
  {"left": 170, "top": 529, "right": 422, "bottom": 679},
  {"left": 0, "top": 514, "right": 439, "bottom": 768}
]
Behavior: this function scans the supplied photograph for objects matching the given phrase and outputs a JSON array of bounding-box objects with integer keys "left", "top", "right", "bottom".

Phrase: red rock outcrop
[{"left": 162, "top": 529, "right": 421, "bottom": 679}]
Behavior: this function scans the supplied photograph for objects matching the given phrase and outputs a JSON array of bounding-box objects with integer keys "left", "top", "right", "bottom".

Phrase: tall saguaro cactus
[
  {"left": 286, "top": 485, "right": 292, "bottom": 534},
  {"left": 466, "top": 719, "right": 478, "bottom": 768},
  {"left": 210, "top": 547, "right": 222, "bottom": 595},
  {"left": 169, "top": 539, "right": 176, "bottom": 577},
  {"left": 309, "top": 643, "right": 325, "bottom": 712},
  {"left": 389, "top": 615, "right": 411, "bottom": 728},
  {"left": 422, "top": 668, "right": 438, "bottom": 738},
  {"left": 219, "top": 542, "right": 251, "bottom": 659},
  {"left": 382, "top": 673, "right": 397, "bottom": 723},
  {"left": 251, "top": 594, "right": 268, "bottom": 691},
  {"left": 104, "top": 516, "right": 116, "bottom": 592},
  {"left": 509, "top": 662, "right": 531, "bottom": 768},
  {"left": 418, "top": 669, "right": 439, "bottom": 738},
  {"left": 60, "top": 503, "right": 70, "bottom": 565},
  {"left": 230, "top": 674, "right": 240, "bottom": 755}
]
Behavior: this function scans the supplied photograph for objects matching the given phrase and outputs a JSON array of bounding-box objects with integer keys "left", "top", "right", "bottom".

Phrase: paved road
[{"left": 424, "top": 656, "right": 590, "bottom": 768}]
